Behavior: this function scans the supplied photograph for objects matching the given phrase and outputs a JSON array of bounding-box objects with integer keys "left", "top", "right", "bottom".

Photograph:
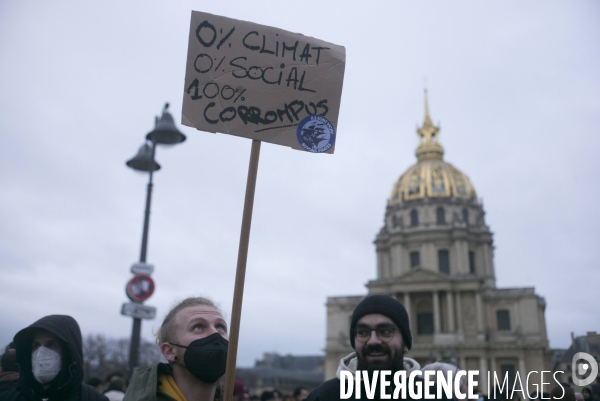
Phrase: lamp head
[
  {"left": 146, "top": 103, "right": 186, "bottom": 145},
  {"left": 126, "top": 142, "right": 160, "bottom": 172}
]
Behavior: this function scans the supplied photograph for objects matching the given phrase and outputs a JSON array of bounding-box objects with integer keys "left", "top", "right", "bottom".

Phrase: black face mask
[{"left": 170, "top": 333, "right": 228, "bottom": 383}]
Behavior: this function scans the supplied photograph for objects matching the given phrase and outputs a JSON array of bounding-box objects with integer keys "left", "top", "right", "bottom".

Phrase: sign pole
[
  {"left": 128, "top": 138, "right": 156, "bottom": 376},
  {"left": 223, "top": 139, "right": 261, "bottom": 401}
]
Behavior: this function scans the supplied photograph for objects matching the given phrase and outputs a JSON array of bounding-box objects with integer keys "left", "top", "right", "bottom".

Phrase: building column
[
  {"left": 376, "top": 250, "right": 384, "bottom": 279},
  {"left": 483, "top": 245, "right": 491, "bottom": 276},
  {"left": 455, "top": 291, "right": 463, "bottom": 333},
  {"left": 479, "top": 356, "right": 488, "bottom": 392},
  {"left": 475, "top": 292, "right": 484, "bottom": 332},
  {"left": 391, "top": 244, "right": 403, "bottom": 277},
  {"left": 433, "top": 291, "right": 441, "bottom": 334},
  {"left": 490, "top": 355, "right": 497, "bottom": 380},
  {"left": 446, "top": 291, "right": 455, "bottom": 332},
  {"left": 518, "top": 355, "right": 527, "bottom": 389},
  {"left": 403, "top": 292, "right": 411, "bottom": 323}
]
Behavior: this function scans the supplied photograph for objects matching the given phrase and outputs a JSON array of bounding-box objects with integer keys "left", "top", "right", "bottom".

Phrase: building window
[
  {"left": 410, "top": 251, "right": 420, "bottom": 268},
  {"left": 462, "top": 208, "right": 469, "bottom": 224},
  {"left": 410, "top": 210, "right": 419, "bottom": 226},
  {"left": 417, "top": 312, "right": 434, "bottom": 335},
  {"left": 497, "top": 310, "right": 511, "bottom": 331},
  {"left": 438, "top": 250, "right": 450, "bottom": 274},
  {"left": 392, "top": 215, "right": 399, "bottom": 228},
  {"left": 469, "top": 251, "right": 476, "bottom": 274},
  {"left": 436, "top": 207, "right": 445, "bottom": 224}
]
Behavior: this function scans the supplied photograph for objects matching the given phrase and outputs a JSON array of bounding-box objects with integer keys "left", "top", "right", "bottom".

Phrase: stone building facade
[
  {"left": 324, "top": 96, "right": 551, "bottom": 393},
  {"left": 235, "top": 353, "right": 324, "bottom": 395}
]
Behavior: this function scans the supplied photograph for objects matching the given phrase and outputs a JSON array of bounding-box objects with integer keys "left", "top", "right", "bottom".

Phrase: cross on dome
[{"left": 416, "top": 89, "right": 444, "bottom": 161}]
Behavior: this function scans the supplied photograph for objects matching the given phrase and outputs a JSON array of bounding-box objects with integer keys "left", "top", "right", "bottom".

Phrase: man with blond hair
[{"left": 124, "top": 296, "right": 229, "bottom": 401}]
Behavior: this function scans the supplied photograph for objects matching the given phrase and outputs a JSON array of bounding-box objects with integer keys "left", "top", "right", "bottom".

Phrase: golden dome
[{"left": 389, "top": 92, "right": 477, "bottom": 205}]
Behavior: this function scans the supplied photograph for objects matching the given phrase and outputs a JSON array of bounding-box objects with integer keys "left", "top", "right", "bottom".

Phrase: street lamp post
[{"left": 125, "top": 103, "right": 186, "bottom": 375}]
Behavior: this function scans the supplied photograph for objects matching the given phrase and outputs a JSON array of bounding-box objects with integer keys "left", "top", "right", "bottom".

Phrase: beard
[{"left": 356, "top": 343, "right": 404, "bottom": 374}]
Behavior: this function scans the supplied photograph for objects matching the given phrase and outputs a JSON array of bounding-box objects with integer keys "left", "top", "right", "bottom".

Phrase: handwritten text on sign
[{"left": 182, "top": 11, "right": 346, "bottom": 153}]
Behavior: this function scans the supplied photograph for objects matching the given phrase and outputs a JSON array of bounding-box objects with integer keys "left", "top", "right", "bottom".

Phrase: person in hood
[
  {"left": 124, "top": 296, "right": 228, "bottom": 401},
  {"left": 421, "top": 362, "right": 468, "bottom": 401},
  {"left": 0, "top": 315, "right": 107, "bottom": 401},
  {"left": 0, "top": 343, "right": 19, "bottom": 396},
  {"left": 306, "top": 295, "right": 449, "bottom": 401}
]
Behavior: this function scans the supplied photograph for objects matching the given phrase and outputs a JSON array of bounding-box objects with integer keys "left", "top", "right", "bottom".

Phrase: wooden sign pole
[{"left": 223, "top": 139, "right": 262, "bottom": 401}]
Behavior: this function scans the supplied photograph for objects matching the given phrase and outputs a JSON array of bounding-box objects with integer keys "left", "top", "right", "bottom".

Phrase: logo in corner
[
  {"left": 297, "top": 115, "right": 335, "bottom": 153},
  {"left": 572, "top": 352, "right": 598, "bottom": 386}
]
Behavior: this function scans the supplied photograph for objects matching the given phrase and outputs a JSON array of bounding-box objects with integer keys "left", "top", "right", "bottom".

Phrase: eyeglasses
[{"left": 354, "top": 327, "right": 396, "bottom": 343}]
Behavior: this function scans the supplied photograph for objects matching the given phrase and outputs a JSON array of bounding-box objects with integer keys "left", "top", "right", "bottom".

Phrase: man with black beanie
[{"left": 306, "top": 295, "right": 448, "bottom": 401}]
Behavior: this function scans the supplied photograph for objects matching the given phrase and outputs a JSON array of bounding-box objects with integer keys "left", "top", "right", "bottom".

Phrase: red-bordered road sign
[{"left": 126, "top": 274, "right": 155, "bottom": 302}]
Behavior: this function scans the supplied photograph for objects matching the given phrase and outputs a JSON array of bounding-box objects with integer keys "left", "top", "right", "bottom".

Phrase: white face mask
[{"left": 31, "top": 346, "right": 62, "bottom": 384}]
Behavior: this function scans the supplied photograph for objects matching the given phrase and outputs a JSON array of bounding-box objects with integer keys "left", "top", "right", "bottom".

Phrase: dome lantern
[
  {"left": 388, "top": 92, "right": 477, "bottom": 205},
  {"left": 416, "top": 89, "right": 444, "bottom": 161}
]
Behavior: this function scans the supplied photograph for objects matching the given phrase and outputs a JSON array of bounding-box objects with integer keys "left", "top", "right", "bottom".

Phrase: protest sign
[
  {"left": 182, "top": 11, "right": 346, "bottom": 153},
  {"left": 181, "top": 12, "right": 346, "bottom": 401}
]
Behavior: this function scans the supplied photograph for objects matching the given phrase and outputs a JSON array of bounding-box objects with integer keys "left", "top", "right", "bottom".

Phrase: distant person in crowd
[
  {"left": 233, "top": 381, "right": 248, "bottom": 401},
  {"left": 293, "top": 387, "right": 309, "bottom": 401},
  {"left": 86, "top": 377, "right": 104, "bottom": 393},
  {"left": 124, "top": 296, "right": 228, "bottom": 401},
  {"left": 421, "top": 361, "right": 467, "bottom": 401},
  {"left": 551, "top": 385, "right": 575, "bottom": 401},
  {"left": 576, "top": 393, "right": 584, "bottom": 401},
  {"left": 0, "top": 343, "right": 19, "bottom": 396},
  {"left": 582, "top": 388, "right": 592, "bottom": 401},
  {"left": 103, "top": 378, "right": 126, "bottom": 401},
  {"left": 262, "top": 391, "right": 277, "bottom": 401},
  {"left": 103, "top": 371, "right": 125, "bottom": 386},
  {"left": 305, "top": 294, "right": 447, "bottom": 401},
  {"left": 262, "top": 390, "right": 283, "bottom": 401},
  {"left": 0, "top": 315, "right": 108, "bottom": 401}
]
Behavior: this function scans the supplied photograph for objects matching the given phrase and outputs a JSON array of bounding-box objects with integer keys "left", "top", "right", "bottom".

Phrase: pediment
[{"left": 393, "top": 267, "right": 451, "bottom": 283}]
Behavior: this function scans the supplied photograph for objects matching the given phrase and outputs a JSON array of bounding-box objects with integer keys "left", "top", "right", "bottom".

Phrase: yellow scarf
[{"left": 158, "top": 373, "right": 187, "bottom": 401}]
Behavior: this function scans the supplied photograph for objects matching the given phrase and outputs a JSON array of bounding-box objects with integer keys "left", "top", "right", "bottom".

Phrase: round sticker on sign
[{"left": 296, "top": 115, "right": 335, "bottom": 153}]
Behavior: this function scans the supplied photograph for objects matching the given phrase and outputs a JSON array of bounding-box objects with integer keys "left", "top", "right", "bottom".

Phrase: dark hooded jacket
[{"left": 0, "top": 315, "right": 107, "bottom": 401}]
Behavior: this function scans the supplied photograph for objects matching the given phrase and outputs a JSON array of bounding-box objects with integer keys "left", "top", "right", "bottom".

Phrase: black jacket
[{"left": 0, "top": 315, "right": 107, "bottom": 401}]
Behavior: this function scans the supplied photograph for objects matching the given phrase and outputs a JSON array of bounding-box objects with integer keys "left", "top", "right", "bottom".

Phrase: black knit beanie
[{"left": 350, "top": 295, "right": 412, "bottom": 349}]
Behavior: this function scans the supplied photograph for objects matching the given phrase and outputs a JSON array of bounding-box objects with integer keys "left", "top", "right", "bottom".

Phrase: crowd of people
[
  {"left": 233, "top": 386, "right": 309, "bottom": 401},
  {"left": 0, "top": 295, "right": 596, "bottom": 401},
  {"left": 85, "top": 373, "right": 127, "bottom": 401}
]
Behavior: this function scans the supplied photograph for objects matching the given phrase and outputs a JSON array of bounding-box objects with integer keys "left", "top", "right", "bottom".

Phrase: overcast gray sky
[{"left": 1, "top": 1, "right": 598, "bottom": 367}]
